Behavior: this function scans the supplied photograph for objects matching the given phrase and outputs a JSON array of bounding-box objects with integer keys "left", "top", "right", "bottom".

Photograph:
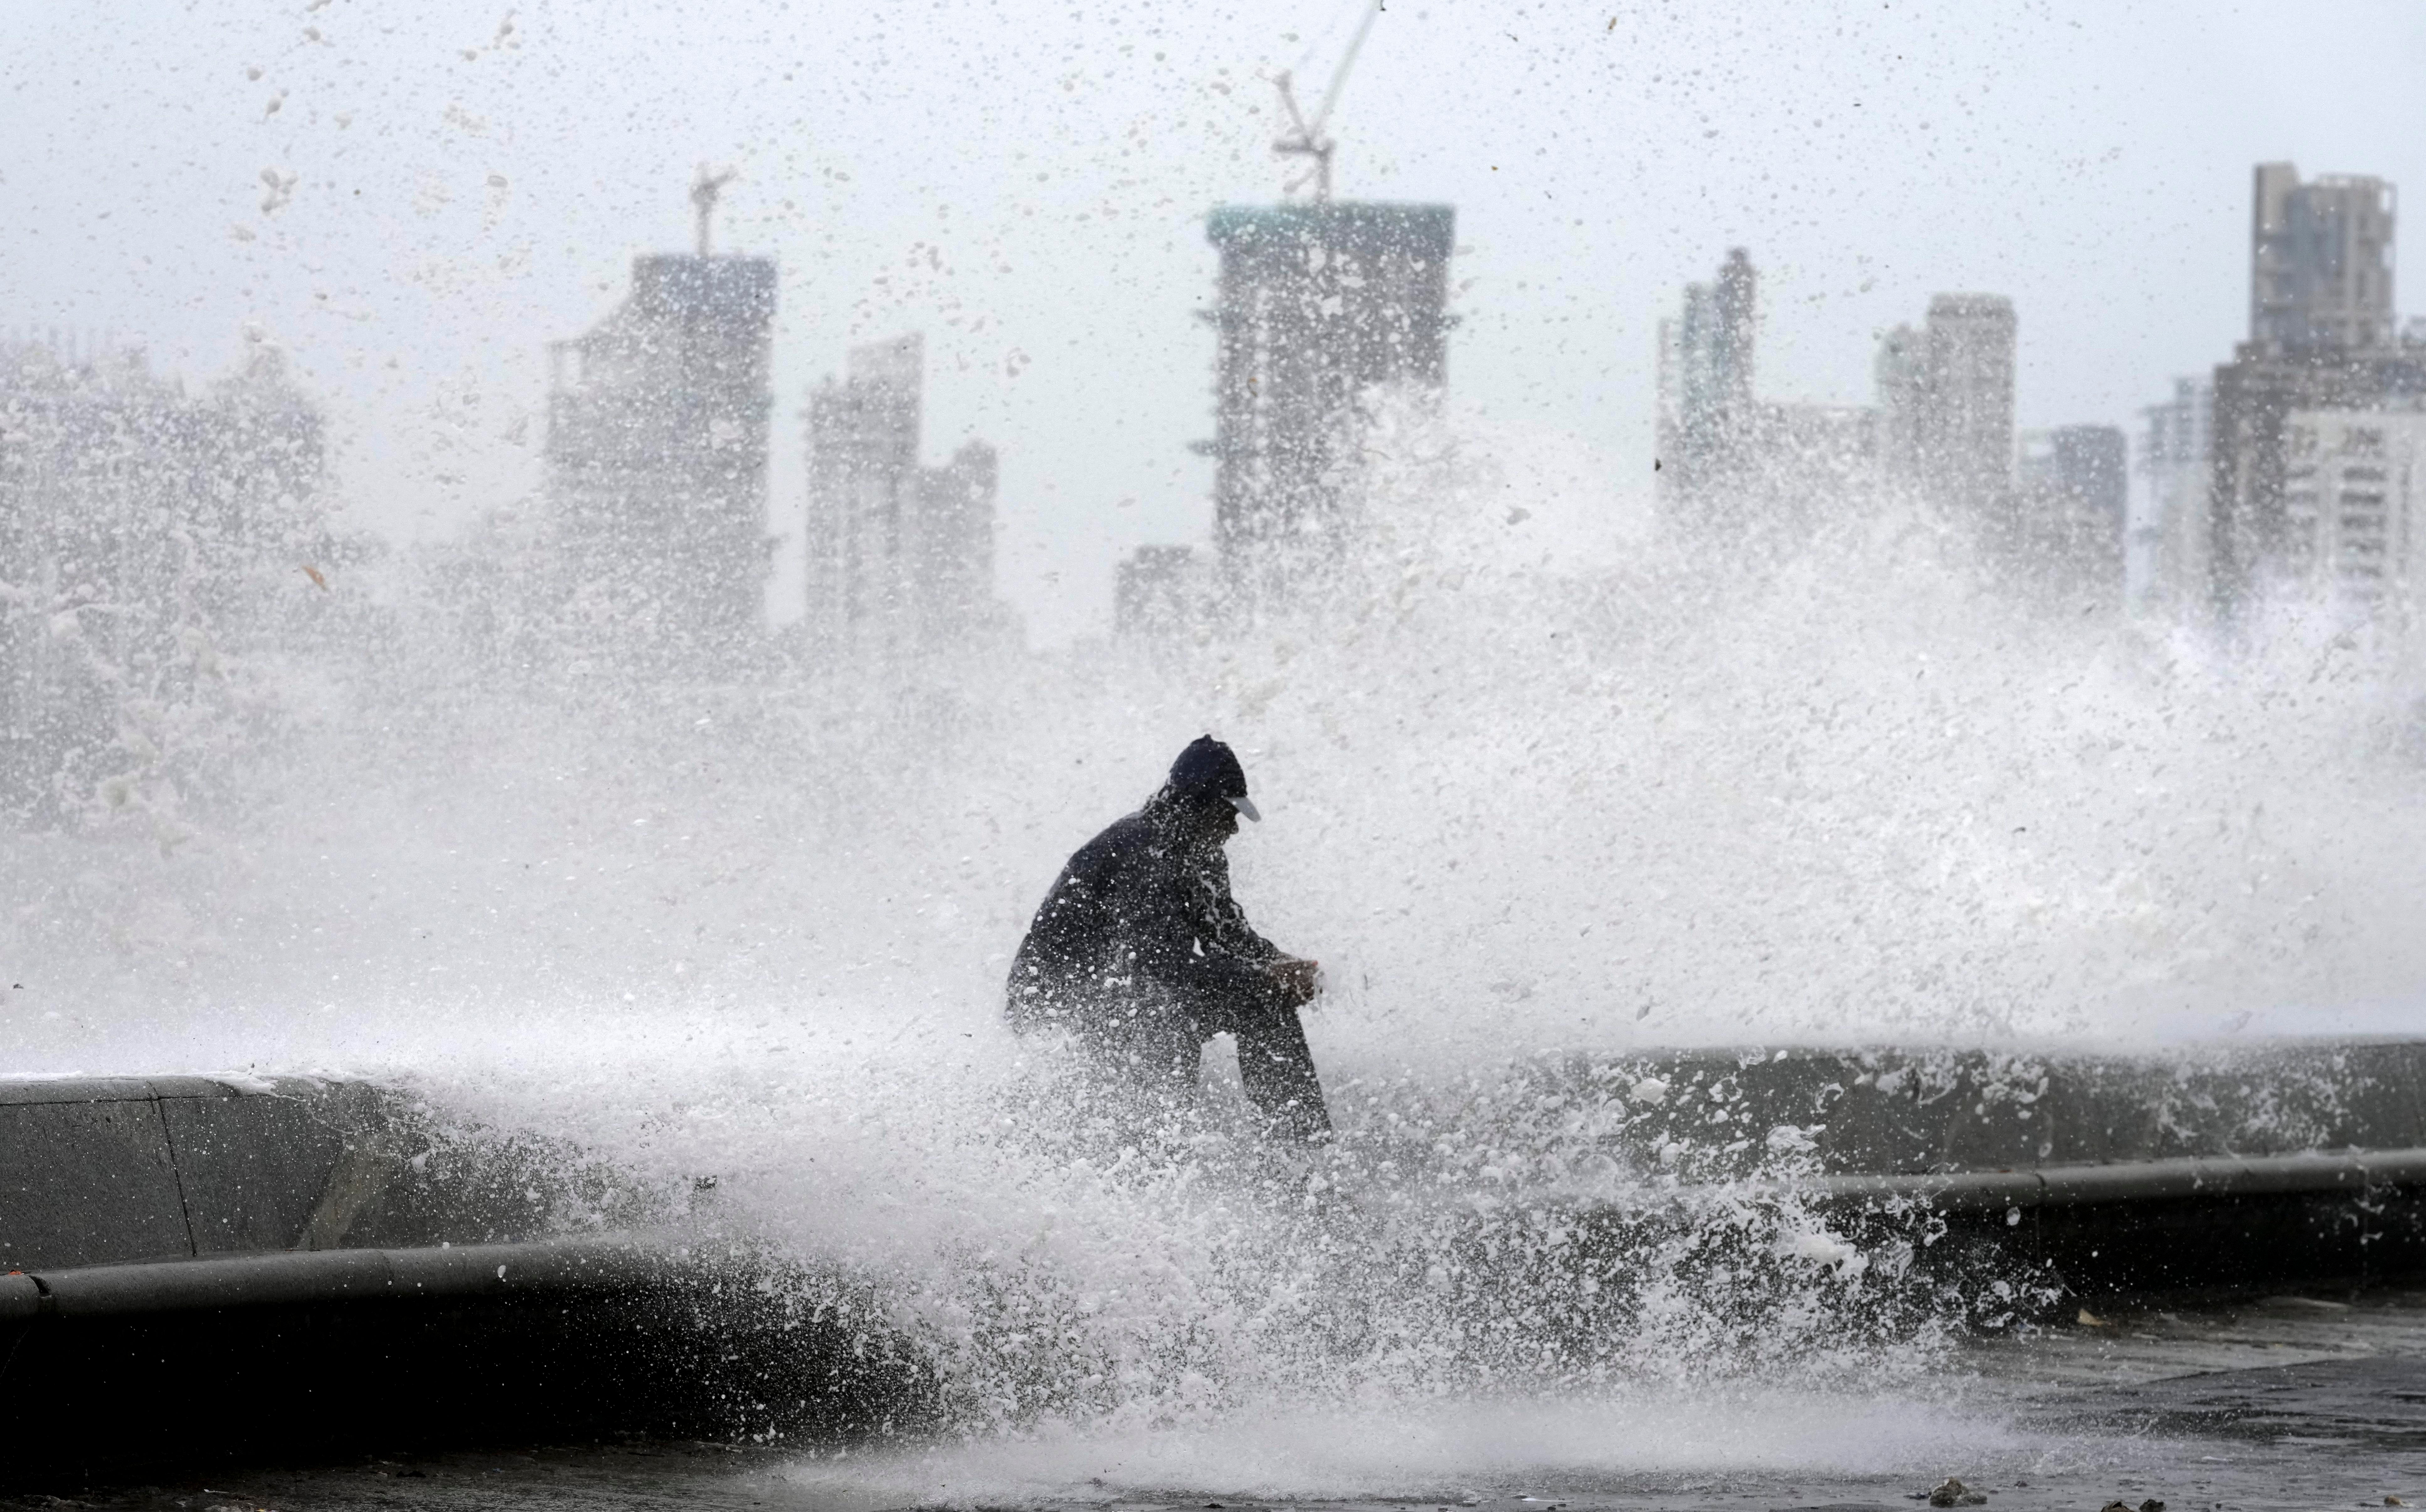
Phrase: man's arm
[
  {"left": 1152, "top": 848, "right": 1320, "bottom": 1010},
  {"left": 1135, "top": 917, "right": 1287, "bottom": 1007},
  {"left": 1190, "top": 848, "right": 1284, "bottom": 964}
]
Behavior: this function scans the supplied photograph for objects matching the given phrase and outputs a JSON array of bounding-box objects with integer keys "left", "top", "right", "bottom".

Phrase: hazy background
[
  {"left": 9, "top": 5, "right": 2426, "bottom": 1467},
  {"left": 4, "top": 0, "right": 2420, "bottom": 646}
]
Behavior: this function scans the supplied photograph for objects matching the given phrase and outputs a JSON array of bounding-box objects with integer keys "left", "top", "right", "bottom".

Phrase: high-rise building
[
  {"left": 2139, "top": 378, "right": 2214, "bottom": 613},
  {"left": 2279, "top": 407, "right": 2426, "bottom": 627},
  {"left": 2210, "top": 165, "right": 2425, "bottom": 621},
  {"left": 1651, "top": 249, "right": 1899, "bottom": 525},
  {"left": 0, "top": 336, "right": 328, "bottom": 820},
  {"left": 803, "top": 333, "right": 1004, "bottom": 653},
  {"left": 1873, "top": 295, "right": 2017, "bottom": 517},
  {"left": 1113, "top": 544, "right": 1212, "bottom": 637},
  {"left": 1873, "top": 322, "right": 1929, "bottom": 485},
  {"left": 804, "top": 335, "right": 918, "bottom": 641},
  {"left": 545, "top": 251, "right": 777, "bottom": 659},
  {"left": 1918, "top": 294, "right": 2019, "bottom": 510},
  {"left": 1655, "top": 248, "right": 1758, "bottom": 512},
  {"left": 2208, "top": 343, "right": 2426, "bottom": 620},
  {"left": 1202, "top": 201, "right": 1454, "bottom": 595},
  {"left": 2015, "top": 424, "right": 2129, "bottom": 606},
  {"left": 2252, "top": 164, "right": 2397, "bottom": 354},
  {"left": 1751, "top": 402, "right": 1884, "bottom": 517},
  {"left": 1647, "top": 268, "right": 2015, "bottom": 535},
  {"left": 913, "top": 441, "right": 1000, "bottom": 643}
]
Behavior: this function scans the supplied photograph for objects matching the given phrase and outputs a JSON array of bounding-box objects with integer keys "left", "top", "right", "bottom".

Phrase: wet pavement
[{"left": 23, "top": 1293, "right": 2426, "bottom": 1512}]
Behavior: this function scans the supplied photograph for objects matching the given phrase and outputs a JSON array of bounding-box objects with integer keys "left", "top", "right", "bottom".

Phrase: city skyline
[
  {"left": 4, "top": 1, "right": 2419, "bottom": 643},
  {"left": 36, "top": 148, "right": 2413, "bottom": 649}
]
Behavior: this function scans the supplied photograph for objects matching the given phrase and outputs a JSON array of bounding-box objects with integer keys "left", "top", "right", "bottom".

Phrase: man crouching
[{"left": 1007, "top": 735, "right": 1330, "bottom": 1141}]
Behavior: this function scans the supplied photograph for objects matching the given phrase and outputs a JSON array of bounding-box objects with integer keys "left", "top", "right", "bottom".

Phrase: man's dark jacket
[{"left": 1008, "top": 785, "right": 1328, "bottom": 1137}]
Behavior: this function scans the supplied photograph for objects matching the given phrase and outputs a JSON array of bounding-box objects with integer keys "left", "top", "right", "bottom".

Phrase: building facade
[
  {"left": 1917, "top": 294, "right": 2019, "bottom": 513},
  {"left": 1872, "top": 321, "right": 1928, "bottom": 488},
  {"left": 2252, "top": 164, "right": 2397, "bottom": 354},
  {"left": 803, "top": 333, "right": 1003, "bottom": 654},
  {"left": 1872, "top": 294, "right": 2019, "bottom": 522},
  {"left": 0, "top": 336, "right": 326, "bottom": 821},
  {"left": 2014, "top": 424, "right": 2129, "bottom": 607},
  {"left": 2209, "top": 347, "right": 2426, "bottom": 620},
  {"left": 1646, "top": 255, "right": 2019, "bottom": 536},
  {"left": 545, "top": 252, "right": 778, "bottom": 660},
  {"left": 2139, "top": 377, "right": 2214, "bottom": 613},
  {"left": 1655, "top": 248, "right": 1758, "bottom": 514},
  {"left": 1202, "top": 201, "right": 1454, "bottom": 598},
  {"left": 2210, "top": 166, "right": 2421, "bottom": 623},
  {"left": 1652, "top": 248, "right": 1901, "bottom": 525},
  {"left": 2279, "top": 407, "right": 2426, "bottom": 629}
]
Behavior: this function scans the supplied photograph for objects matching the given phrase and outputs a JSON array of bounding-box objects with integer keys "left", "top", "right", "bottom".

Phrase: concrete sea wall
[
  {"left": 2, "top": 1076, "right": 384, "bottom": 1271},
  {"left": 0, "top": 1075, "right": 925, "bottom": 1485},
  {"left": 7, "top": 1043, "right": 2426, "bottom": 1481},
  {"left": 1484, "top": 1038, "right": 2426, "bottom": 1178},
  {"left": 1379, "top": 1038, "right": 2426, "bottom": 1302},
  {"left": 0, "top": 1072, "right": 681, "bottom": 1271}
]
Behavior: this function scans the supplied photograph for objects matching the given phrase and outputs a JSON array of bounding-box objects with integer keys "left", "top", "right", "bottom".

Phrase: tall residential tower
[
  {"left": 1201, "top": 201, "right": 1454, "bottom": 597},
  {"left": 1877, "top": 293, "right": 2018, "bottom": 514},
  {"left": 2210, "top": 163, "right": 2424, "bottom": 622},
  {"left": 545, "top": 251, "right": 778, "bottom": 658},
  {"left": 2015, "top": 424, "right": 2129, "bottom": 606},
  {"left": 1655, "top": 248, "right": 1759, "bottom": 513},
  {"left": 2252, "top": 164, "right": 2397, "bottom": 354},
  {"left": 803, "top": 333, "right": 1003, "bottom": 654}
]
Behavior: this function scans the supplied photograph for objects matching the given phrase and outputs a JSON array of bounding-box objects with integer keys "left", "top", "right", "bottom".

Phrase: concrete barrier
[
  {"left": 0, "top": 1236, "right": 932, "bottom": 1486},
  {"left": 0, "top": 1079, "right": 194, "bottom": 1271},
  {"left": 1349, "top": 1039, "right": 2426, "bottom": 1304},
  {"left": 1808, "top": 1148, "right": 2426, "bottom": 1211},
  {"left": 0, "top": 1076, "right": 928, "bottom": 1485},
  {"left": 8, "top": 1045, "right": 2426, "bottom": 1481},
  {"left": 12, "top": 1044, "right": 2426, "bottom": 1286},
  {"left": 0, "top": 1234, "right": 668, "bottom": 1319},
  {"left": 1515, "top": 1038, "right": 2426, "bottom": 1176},
  {"left": 0, "top": 1076, "right": 413, "bottom": 1270}
]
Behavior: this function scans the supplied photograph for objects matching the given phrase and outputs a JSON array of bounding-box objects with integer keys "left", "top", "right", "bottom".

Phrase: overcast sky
[{"left": 5, "top": 1, "right": 2420, "bottom": 643}]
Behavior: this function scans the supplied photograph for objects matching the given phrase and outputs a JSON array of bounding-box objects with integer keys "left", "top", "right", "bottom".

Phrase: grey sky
[{"left": 5, "top": 1, "right": 2419, "bottom": 643}]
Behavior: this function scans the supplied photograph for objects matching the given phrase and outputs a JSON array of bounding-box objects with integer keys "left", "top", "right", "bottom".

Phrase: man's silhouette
[{"left": 1008, "top": 736, "right": 1330, "bottom": 1140}]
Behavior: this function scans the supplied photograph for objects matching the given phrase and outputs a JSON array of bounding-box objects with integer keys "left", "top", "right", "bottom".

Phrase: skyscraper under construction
[
  {"left": 545, "top": 251, "right": 777, "bottom": 660},
  {"left": 1201, "top": 201, "right": 1454, "bottom": 597}
]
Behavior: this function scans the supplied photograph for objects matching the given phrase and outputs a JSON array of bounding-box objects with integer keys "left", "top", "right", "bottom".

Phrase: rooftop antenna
[
  {"left": 691, "top": 163, "right": 737, "bottom": 256},
  {"left": 1272, "top": 0, "right": 1380, "bottom": 202}
]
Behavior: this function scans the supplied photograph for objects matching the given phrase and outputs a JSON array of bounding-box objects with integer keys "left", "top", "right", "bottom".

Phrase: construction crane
[
  {"left": 691, "top": 163, "right": 737, "bottom": 256},
  {"left": 1272, "top": 0, "right": 1381, "bottom": 203}
]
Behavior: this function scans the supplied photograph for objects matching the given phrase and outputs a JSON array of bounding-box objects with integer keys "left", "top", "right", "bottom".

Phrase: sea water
[{"left": 6, "top": 409, "right": 2426, "bottom": 1495}]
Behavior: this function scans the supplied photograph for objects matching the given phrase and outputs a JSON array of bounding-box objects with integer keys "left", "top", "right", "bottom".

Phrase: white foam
[
  {"left": 778, "top": 1389, "right": 2025, "bottom": 1501},
  {"left": 5, "top": 407, "right": 2424, "bottom": 1462}
]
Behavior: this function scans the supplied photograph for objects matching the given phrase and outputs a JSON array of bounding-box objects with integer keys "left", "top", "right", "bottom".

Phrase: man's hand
[{"left": 1268, "top": 957, "right": 1323, "bottom": 1007}]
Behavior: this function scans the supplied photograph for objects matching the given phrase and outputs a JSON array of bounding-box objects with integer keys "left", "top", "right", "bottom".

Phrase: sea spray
[{"left": 3, "top": 405, "right": 2423, "bottom": 1447}]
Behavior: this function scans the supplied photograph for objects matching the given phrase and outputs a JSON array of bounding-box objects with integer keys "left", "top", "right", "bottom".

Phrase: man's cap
[{"left": 1168, "top": 734, "right": 1259, "bottom": 821}]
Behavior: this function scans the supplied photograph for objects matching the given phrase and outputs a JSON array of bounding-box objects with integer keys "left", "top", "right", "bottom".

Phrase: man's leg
[{"left": 1232, "top": 1001, "right": 1332, "bottom": 1142}]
